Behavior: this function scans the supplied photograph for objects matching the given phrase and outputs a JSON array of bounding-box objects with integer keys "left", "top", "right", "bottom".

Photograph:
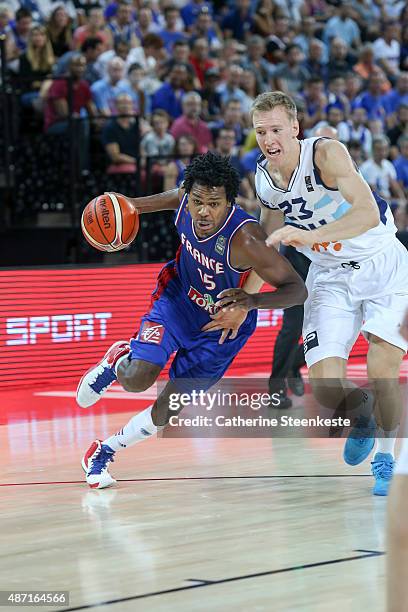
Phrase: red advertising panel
[{"left": 0, "top": 264, "right": 368, "bottom": 389}]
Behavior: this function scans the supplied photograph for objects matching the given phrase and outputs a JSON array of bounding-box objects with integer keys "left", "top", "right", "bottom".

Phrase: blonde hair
[
  {"left": 251, "top": 91, "right": 297, "bottom": 121},
  {"left": 26, "top": 25, "right": 55, "bottom": 72}
]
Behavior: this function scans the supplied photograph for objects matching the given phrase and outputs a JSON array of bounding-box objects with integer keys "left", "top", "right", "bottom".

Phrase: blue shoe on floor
[
  {"left": 343, "top": 415, "right": 376, "bottom": 465},
  {"left": 371, "top": 452, "right": 395, "bottom": 496}
]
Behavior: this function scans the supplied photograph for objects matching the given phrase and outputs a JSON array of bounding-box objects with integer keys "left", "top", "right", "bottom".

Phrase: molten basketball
[{"left": 81, "top": 193, "right": 139, "bottom": 252}]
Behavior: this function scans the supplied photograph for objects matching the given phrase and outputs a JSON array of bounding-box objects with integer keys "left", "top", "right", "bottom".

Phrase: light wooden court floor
[{"left": 0, "top": 405, "right": 389, "bottom": 612}]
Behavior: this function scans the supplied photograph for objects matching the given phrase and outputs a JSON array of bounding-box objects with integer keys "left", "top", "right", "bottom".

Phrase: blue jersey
[
  {"left": 149, "top": 193, "right": 258, "bottom": 332},
  {"left": 132, "top": 195, "right": 259, "bottom": 383}
]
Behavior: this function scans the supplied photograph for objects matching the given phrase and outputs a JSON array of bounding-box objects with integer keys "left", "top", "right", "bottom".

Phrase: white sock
[
  {"left": 103, "top": 405, "right": 157, "bottom": 451},
  {"left": 375, "top": 427, "right": 399, "bottom": 457}
]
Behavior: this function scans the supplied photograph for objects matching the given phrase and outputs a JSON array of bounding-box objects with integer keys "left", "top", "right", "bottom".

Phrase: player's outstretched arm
[
  {"left": 108, "top": 186, "right": 184, "bottom": 214},
  {"left": 217, "top": 222, "right": 307, "bottom": 312}
]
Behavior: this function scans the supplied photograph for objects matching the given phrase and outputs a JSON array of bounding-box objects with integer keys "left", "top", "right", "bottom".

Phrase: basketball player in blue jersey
[
  {"left": 77, "top": 152, "right": 307, "bottom": 488},
  {"left": 211, "top": 91, "right": 408, "bottom": 496}
]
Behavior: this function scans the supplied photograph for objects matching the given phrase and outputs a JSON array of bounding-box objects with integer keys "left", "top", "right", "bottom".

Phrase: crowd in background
[{"left": 1, "top": 0, "right": 408, "bottom": 228}]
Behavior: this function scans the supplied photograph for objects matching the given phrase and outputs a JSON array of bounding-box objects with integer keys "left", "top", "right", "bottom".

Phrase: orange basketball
[{"left": 81, "top": 193, "right": 139, "bottom": 252}]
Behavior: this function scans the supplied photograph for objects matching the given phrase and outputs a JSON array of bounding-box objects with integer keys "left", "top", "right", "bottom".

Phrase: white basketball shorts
[{"left": 302, "top": 238, "right": 408, "bottom": 368}]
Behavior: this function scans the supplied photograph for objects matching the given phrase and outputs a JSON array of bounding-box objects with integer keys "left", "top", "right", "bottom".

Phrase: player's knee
[
  {"left": 119, "top": 360, "right": 160, "bottom": 393},
  {"left": 367, "top": 340, "right": 403, "bottom": 378},
  {"left": 309, "top": 379, "right": 345, "bottom": 410}
]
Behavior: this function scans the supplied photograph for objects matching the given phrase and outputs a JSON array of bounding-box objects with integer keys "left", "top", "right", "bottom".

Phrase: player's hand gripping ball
[{"left": 81, "top": 193, "right": 139, "bottom": 252}]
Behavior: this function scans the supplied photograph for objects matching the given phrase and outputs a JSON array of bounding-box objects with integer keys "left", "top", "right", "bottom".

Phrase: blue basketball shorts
[{"left": 129, "top": 297, "right": 257, "bottom": 388}]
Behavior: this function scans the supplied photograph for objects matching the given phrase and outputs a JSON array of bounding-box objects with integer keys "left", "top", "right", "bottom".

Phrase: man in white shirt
[
  {"left": 373, "top": 21, "right": 401, "bottom": 81},
  {"left": 360, "top": 135, "right": 406, "bottom": 227}
]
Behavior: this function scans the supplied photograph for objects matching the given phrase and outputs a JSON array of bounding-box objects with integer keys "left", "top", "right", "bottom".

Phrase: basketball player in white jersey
[
  {"left": 205, "top": 91, "right": 408, "bottom": 495},
  {"left": 387, "top": 310, "right": 408, "bottom": 611}
]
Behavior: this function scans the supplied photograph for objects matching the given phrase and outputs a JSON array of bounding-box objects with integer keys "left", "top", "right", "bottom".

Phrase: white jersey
[{"left": 255, "top": 137, "right": 397, "bottom": 267}]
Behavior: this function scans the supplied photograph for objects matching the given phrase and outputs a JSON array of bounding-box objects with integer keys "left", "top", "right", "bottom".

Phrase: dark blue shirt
[
  {"left": 151, "top": 82, "right": 184, "bottom": 119},
  {"left": 393, "top": 156, "right": 408, "bottom": 188}
]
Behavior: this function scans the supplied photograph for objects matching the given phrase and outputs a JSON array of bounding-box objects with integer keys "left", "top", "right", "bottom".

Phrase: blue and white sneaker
[
  {"left": 343, "top": 394, "right": 377, "bottom": 465},
  {"left": 76, "top": 341, "right": 130, "bottom": 408},
  {"left": 343, "top": 414, "right": 376, "bottom": 466},
  {"left": 371, "top": 452, "right": 395, "bottom": 496},
  {"left": 82, "top": 439, "right": 116, "bottom": 489}
]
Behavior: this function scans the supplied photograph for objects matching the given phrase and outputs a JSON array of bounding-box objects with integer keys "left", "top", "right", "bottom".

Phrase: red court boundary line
[{"left": 0, "top": 474, "right": 372, "bottom": 487}]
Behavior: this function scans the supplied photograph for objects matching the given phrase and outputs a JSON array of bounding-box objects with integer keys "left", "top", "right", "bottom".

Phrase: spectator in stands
[
  {"left": 189, "top": 37, "right": 214, "bottom": 87},
  {"left": 373, "top": 20, "right": 401, "bottom": 83},
  {"left": 302, "top": 77, "right": 327, "bottom": 130},
  {"left": 323, "top": 0, "right": 361, "bottom": 50},
  {"left": 303, "top": 38, "right": 328, "bottom": 83},
  {"left": 393, "top": 135, "right": 408, "bottom": 197},
  {"left": 46, "top": 5, "right": 73, "bottom": 59},
  {"left": 141, "top": 108, "right": 175, "bottom": 186},
  {"left": 181, "top": 0, "right": 212, "bottom": 31},
  {"left": 268, "top": 13, "right": 292, "bottom": 48},
  {"left": 19, "top": 25, "right": 55, "bottom": 111},
  {"left": 8, "top": 7, "right": 33, "bottom": 62},
  {"left": 218, "top": 39, "right": 247, "bottom": 68},
  {"left": 137, "top": 33, "right": 167, "bottom": 80},
  {"left": 158, "top": 39, "right": 190, "bottom": 81},
  {"left": 241, "top": 69, "right": 262, "bottom": 100},
  {"left": 221, "top": 0, "right": 254, "bottom": 42},
  {"left": 73, "top": 6, "right": 113, "bottom": 51},
  {"left": 0, "top": 2, "right": 10, "bottom": 30},
  {"left": 80, "top": 38, "right": 104, "bottom": 84},
  {"left": 352, "top": 69, "right": 388, "bottom": 121},
  {"left": 387, "top": 103, "right": 408, "bottom": 149},
  {"left": 44, "top": 53, "right": 96, "bottom": 174},
  {"left": 252, "top": 0, "right": 274, "bottom": 38},
  {"left": 346, "top": 106, "right": 372, "bottom": 158},
  {"left": 400, "top": 24, "right": 408, "bottom": 72},
  {"left": 293, "top": 16, "right": 319, "bottom": 57},
  {"left": 191, "top": 8, "right": 222, "bottom": 52},
  {"left": 91, "top": 56, "right": 134, "bottom": 116},
  {"left": 353, "top": 44, "right": 381, "bottom": 86},
  {"left": 344, "top": 71, "right": 363, "bottom": 104},
  {"left": 127, "top": 62, "right": 151, "bottom": 116},
  {"left": 348, "top": 138, "right": 364, "bottom": 166},
  {"left": 241, "top": 35, "right": 275, "bottom": 93},
  {"left": 94, "top": 37, "right": 130, "bottom": 78},
  {"left": 360, "top": 135, "right": 407, "bottom": 227},
  {"left": 102, "top": 92, "right": 139, "bottom": 174},
  {"left": 19, "top": 0, "right": 77, "bottom": 23},
  {"left": 200, "top": 67, "right": 222, "bottom": 121},
  {"left": 108, "top": 0, "right": 139, "bottom": 48},
  {"left": 163, "top": 133, "right": 198, "bottom": 190},
  {"left": 314, "top": 104, "right": 350, "bottom": 143},
  {"left": 158, "top": 6, "right": 187, "bottom": 54},
  {"left": 55, "top": 38, "right": 104, "bottom": 85},
  {"left": 327, "top": 37, "right": 356, "bottom": 80},
  {"left": 151, "top": 62, "right": 189, "bottom": 119},
  {"left": 350, "top": 0, "right": 381, "bottom": 35},
  {"left": 217, "top": 63, "right": 253, "bottom": 115},
  {"left": 0, "top": 3, "right": 13, "bottom": 51},
  {"left": 210, "top": 98, "right": 247, "bottom": 145},
  {"left": 327, "top": 74, "right": 350, "bottom": 117},
  {"left": 134, "top": 6, "right": 160, "bottom": 40},
  {"left": 383, "top": 72, "right": 408, "bottom": 117},
  {"left": 213, "top": 127, "right": 257, "bottom": 213},
  {"left": 170, "top": 91, "right": 212, "bottom": 153},
  {"left": 273, "top": 44, "right": 310, "bottom": 97},
  {"left": 141, "top": 109, "right": 174, "bottom": 158}
]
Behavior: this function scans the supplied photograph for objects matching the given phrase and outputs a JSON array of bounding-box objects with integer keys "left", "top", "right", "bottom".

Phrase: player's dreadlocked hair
[{"left": 183, "top": 151, "right": 240, "bottom": 203}]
